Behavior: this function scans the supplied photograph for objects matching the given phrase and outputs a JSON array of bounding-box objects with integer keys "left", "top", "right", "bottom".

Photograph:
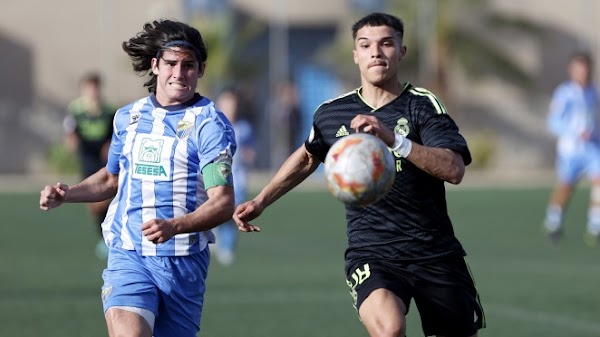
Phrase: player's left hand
[
  {"left": 350, "top": 114, "right": 395, "bottom": 146},
  {"left": 142, "top": 218, "right": 177, "bottom": 244},
  {"left": 581, "top": 129, "right": 592, "bottom": 141},
  {"left": 233, "top": 200, "right": 262, "bottom": 232}
]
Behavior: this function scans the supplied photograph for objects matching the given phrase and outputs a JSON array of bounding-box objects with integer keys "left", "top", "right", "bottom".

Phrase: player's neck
[{"left": 359, "top": 81, "right": 403, "bottom": 110}]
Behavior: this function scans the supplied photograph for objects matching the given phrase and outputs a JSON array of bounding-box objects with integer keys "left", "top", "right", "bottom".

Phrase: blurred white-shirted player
[{"left": 544, "top": 51, "right": 600, "bottom": 246}]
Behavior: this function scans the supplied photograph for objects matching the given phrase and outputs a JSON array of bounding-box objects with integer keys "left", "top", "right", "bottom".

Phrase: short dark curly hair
[{"left": 351, "top": 12, "right": 404, "bottom": 40}]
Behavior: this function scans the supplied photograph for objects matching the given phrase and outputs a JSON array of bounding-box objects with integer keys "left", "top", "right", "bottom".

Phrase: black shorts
[{"left": 346, "top": 256, "right": 485, "bottom": 337}]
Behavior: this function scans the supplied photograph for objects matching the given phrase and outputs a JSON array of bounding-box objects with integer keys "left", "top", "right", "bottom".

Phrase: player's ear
[
  {"left": 399, "top": 45, "right": 407, "bottom": 60},
  {"left": 197, "top": 62, "right": 206, "bottom": 78},
  {"left": 353, "top": 48, "right": 359, "bottom": 65},
  {"left": 151, "top": 58, "right": 160, "bottom": 75}
]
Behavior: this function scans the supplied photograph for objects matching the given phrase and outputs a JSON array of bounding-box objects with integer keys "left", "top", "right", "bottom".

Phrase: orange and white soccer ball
[{"left": 324, "top": 133, "right": 396, "bottom": 206}]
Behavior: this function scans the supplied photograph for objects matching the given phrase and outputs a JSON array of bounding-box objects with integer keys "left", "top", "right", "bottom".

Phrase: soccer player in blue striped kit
[
  {"left": 39, "top": 20, "right": 236, "bottom": 337},
  {"left": 543, "top": 51, "right": 600, "bottom": 246}
]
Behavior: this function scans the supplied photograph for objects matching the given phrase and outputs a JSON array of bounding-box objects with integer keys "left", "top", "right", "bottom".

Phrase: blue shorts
[
  {"left": 556, "top": 149, "right": 600, "bottom": 184},
  {"left": 101, "top": 246, "right": 210, "bottom": 337}
]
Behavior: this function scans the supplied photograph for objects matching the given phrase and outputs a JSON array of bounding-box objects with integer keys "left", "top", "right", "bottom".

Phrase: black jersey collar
[
  {"left": 149, "top": 93, "right": 204, "bottom": 111},
  {"left": 356, "top": 82, "right": 410, "bottom": 112}
]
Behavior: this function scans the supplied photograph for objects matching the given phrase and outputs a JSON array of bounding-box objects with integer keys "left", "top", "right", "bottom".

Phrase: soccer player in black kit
[{"left": 234, "top": 12, "right": 485, "bottom": 337}]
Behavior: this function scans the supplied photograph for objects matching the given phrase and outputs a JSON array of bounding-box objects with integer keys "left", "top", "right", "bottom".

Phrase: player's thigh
[
  {"left": 413, "top": 256, "right": 485, "bottom": 337},
  {"left": 105, "top": 307, "right": 153, "bottom": 337},
  {"left": 152, "top": 247, "right": 210, "bottom": 337},
  {"left": 556, "top": 153, "right": 583, "bottom": 184},
  {"left": 346, "top": 262, "right": 411, "bottom": 337},
  {"left": 101, "top": 248, "right": 160, "bottom": 334},
  {"left": 359, "top": 288, "right": 407, "bottom": 337},
  {"left": 585, "top": 149, "right": 600, "bottom": 184}
]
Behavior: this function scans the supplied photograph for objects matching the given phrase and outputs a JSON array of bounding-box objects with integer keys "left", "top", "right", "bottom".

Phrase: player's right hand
[
  {"left": 233, "top": 200, "right": 263, "bottom": 232},
  {"left": 39, "top": 182, "right": 69, "bottom": 211}
]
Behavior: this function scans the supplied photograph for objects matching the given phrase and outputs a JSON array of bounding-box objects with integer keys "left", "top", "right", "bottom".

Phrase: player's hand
[
  {"left": 142, "top": 218, "right": 177, "bottom": 244},
  {"left": 350, "top": 114, "right": 395, "bottom": 146},
  {"left": 39, "top": 182, "right": 69, "bottom": 210},
  {"left": 233, "top": 200, "right": 263, "bottom": 232},
  {"left": 581, "top": 129, "right": 592, "bottom": 141}
]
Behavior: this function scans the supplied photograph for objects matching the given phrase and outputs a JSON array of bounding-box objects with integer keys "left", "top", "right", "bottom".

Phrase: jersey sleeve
[
  {"left": 195, "top": 109, "right": 237, "bottom": 170},
  {"left": 414, "top": 99, "right": 472, "bottom": 166},
  {"left": 547, "top": 85, "right": 570, "bottom": 137},
  {"left": 303, "top": 120, "right": 328, "bottom": 163},
  {"left": 106, "top": 109, "right": 127, "bottom": 175}
]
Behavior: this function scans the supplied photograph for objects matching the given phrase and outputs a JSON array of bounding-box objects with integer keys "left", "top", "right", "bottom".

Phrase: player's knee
[
  {"left": 364, "top": 318, "right": 405, "bottom": 337},
  {"left": 591, "top": 184, "right": 600, "bottom": 204}
]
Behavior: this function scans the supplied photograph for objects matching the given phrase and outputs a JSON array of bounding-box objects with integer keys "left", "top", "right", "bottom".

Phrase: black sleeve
[
  {"left": 414, "top": 100, "right": 472, "bottom": 166},
  {"left": 304, "top": 122, "right": 328, "bottom": 163}
]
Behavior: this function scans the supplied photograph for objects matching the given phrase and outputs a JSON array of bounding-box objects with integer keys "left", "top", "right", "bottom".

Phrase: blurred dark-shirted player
[
  {"left": 63, "top": 72, "right": 115, "bottom": 259},
  {"left": 234, "top": 12, "right": 485, "bottom": 337}
]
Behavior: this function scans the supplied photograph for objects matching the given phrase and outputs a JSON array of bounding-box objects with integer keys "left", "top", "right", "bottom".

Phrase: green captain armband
[{"left": 202, "top": 162, "right": 234, "bottom": 190}]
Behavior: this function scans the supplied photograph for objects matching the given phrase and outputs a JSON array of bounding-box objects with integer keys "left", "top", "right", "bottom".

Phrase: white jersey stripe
[
  {"left": 119, "top": 100, "right": 145, "bottom": 250},
  {"left": 173, "top": 108, "right": 195, "bottom": 256},
  {"left": 141, "top": 179, "right": 158, "bottom": 255}
]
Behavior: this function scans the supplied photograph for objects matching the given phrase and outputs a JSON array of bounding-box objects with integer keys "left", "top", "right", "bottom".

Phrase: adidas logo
[{"left": 336, "top": 125, "right": 350, "bottom": 137}]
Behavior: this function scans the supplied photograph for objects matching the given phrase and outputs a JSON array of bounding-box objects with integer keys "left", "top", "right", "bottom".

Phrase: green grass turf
[{"left": 2, "top": 186, "right": 600, "bottom": 336}]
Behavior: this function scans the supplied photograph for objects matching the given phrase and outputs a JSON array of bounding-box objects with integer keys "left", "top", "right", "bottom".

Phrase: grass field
[{"left": 2, "top": 185, "right": 600, "bottom": 336}]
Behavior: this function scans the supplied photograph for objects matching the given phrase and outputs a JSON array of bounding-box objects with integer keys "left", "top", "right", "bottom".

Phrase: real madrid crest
[{"left": 394, "top": 117, "right": 410, "bottom": 137}]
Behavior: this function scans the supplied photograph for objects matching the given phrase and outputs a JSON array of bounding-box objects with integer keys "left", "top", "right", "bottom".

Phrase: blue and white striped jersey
[
  {"left": 547, "top": 81, "right": 600, "bottom": 155},
  {"left": 103, "top": 93, "right": 236, "bottom": 256}
]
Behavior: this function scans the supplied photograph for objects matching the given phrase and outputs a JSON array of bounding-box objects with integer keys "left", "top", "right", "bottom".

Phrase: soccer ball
[{"left": 324, "top": 133, "right": 396, "bottom": 206}]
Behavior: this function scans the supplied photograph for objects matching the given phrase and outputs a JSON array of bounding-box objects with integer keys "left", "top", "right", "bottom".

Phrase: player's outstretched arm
[
  {"left": 39, "top": 167, "right": 118, "bottom": 211},
  {"left": 233, "top": 145, "right": 320, "bottom": 232}
]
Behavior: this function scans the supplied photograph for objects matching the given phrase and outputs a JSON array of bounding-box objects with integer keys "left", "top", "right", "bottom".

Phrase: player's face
[
  {"left": 569, "top": 59, "right": 591, "bottom": 86},
  {"left": 353, "top": 25, "right": 406, "bottom": 88},
  {"left": 152, "top": 47, "right": 205, "bottom": 106},
  {"left": 81, "top": 81, "right": 100, "bottom": 101}
]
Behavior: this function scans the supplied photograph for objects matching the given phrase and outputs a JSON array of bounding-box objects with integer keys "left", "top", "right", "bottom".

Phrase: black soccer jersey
[{"left": 304, "top": 83, "right": 472, "bottom": 267}]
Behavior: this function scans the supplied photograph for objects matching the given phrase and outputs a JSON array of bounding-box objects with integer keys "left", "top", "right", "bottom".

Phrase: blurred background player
[
  {"left": 63, "top": 72, "right": 116, "bottom": 259},
  {"left": 544, "top": 51, "right": 600, "bottom": 246},
  {"left": 270, "top": 79, "right": 302, "bottom": 165},
  {"left": 213, "top": 87, "right": 256, "bottom": 266}
]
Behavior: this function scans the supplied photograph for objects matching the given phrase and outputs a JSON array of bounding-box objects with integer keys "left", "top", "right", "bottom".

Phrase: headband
[{"left": 156, "top": 40, "right": 202, "bottom": 60}]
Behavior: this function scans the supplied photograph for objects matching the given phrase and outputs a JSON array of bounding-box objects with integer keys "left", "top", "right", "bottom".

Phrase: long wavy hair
[{"left": 122, "top": 20, "right": 208, "bottom": 93}]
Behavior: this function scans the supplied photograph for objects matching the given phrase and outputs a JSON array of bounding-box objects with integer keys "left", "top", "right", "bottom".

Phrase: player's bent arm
[
  {"left": 254, "top": 145, "right": 320, "bottom": 208},
  {"left": 65, "top": 167, "right": 119, "bottom": 202},
  {"left": 172, "top": 185, "right": 235, "bottom": 233},
  {"left": 406, "top": 143, "right": 465, "bottom": 184}
]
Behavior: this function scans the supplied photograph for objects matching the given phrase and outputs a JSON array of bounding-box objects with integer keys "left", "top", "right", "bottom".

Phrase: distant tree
[{"left": 190, "top": 11, "right": 266, "bottom": 96}]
